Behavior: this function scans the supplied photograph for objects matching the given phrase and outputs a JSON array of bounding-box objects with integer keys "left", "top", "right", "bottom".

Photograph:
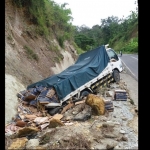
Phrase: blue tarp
[{"left": 27, "top": 45, "right": 110, "bottom": 100}]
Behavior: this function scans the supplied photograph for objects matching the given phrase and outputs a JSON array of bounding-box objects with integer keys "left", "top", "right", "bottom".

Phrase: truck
[{"left": 27, "top": 44, "right": 123, "bottom": 111}]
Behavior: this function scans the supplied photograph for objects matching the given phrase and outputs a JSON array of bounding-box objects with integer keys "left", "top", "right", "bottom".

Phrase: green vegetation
[
  {"left": 7, "top": 34, "right": 13, "bottom": 41},
  {"left": 74, "top": 5, "right": 138, "bottom": 53},
  {"left": 130, "top": 99, "right": 135, "bottom": 105},
  {"left": 72, "top": 42, "right": 84, "bottom": 55},
  {"left": 74, "top": 34, "right": 95, "bottom": 51},
  {"left": 121, "top": 38, "right": 138, "bottom": 53},
  {"left": 24, "top": 45, "right": 39, "bottom": 61},
  {"left": 48, "top": 42, "right": 59, "bottom": 52},
  {"left": 58, "top": 35, "right": 65, "bottom": 48},
  {"left": 12, "top": 0, "right": 138, "bottom": 54},
  {"left": 12, "top": 0, "right": 74, "bottom": 47}
]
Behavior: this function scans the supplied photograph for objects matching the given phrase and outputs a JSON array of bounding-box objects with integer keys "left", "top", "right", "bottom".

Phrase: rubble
[
  {"left": 73, "top": 104, "right": 91, "bottom": 121},
  {"left": 5, "top": 79, "right": 138, "bottom": 149},
  {"left": 26, "top": 139, "right": 40, "bottom": 149},
  {"left": 85, "top": 94, "right": 105, "bottom": 115},
  {"left": 106, "top": 141, "right": 117, "bottom": 149},
  {"left": 8, "top": 137, "right": 28, "bottom": 149},
  {"left": 16, "top": 120, "right": 27, "bottom": 127},
  {"left": 61, "top": 102, "right": 75, "bottom": 114},
  {"left": 49, "top": 118, "right": 64, "bottom": 128},
  {"left": 17, "top": 127, "right": 39, "bottom": 138},
  {"left": 5, "top": 123, "right": 21, "bottom": 134},
  {"left": 52, "top": 114, "right": 63, "bottom": 120},
  {"left": 120, "top": 129, "right": 126, "bottom": 134}
]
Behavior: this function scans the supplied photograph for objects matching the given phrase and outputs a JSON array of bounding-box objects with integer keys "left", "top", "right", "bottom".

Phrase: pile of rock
[{"left": 17, "top": 85, "right": 59, "bottom": 113}]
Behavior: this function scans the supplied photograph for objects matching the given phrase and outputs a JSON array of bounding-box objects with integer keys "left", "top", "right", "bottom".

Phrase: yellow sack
[{"left": 85, "top": 94, "right": 105, "bottom": 115}]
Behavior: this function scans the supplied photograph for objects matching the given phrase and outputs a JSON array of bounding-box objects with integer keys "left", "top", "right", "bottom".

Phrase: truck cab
[{"left": 105, "top": 44, "right": 124, "bottom": 82}]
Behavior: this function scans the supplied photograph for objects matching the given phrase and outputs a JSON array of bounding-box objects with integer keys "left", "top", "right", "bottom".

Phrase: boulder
[
  {"left": 17, "top": 127, "right": 39, "bottom": 138},
  {"left": 85, "top": 94, "right": 105, "bottom": 115},
  {"left": 73, "top": 104, "right": 91, "bottom": 121},
  {"left": 8, "top": 137, "right": 28, "bottom": 149},
  {"left": 49, "top": 118, "right": 64, "bottom": 128},
  {"left": 26, "top": 139, "right": 39, "bottom": 149}
]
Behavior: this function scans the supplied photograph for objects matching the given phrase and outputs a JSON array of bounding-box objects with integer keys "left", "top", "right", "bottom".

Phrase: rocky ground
[{"left": 5, "top": 68, "right": 138, "bottom": 149}]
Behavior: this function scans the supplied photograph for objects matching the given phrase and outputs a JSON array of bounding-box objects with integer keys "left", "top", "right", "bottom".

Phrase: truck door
[{"left": 106, "top": 49, "right": 123, "bottom": 72}]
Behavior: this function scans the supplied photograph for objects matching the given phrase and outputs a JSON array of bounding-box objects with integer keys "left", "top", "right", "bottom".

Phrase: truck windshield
[{"left": 107, "top": 49, "right": 119, "bottom": 61}]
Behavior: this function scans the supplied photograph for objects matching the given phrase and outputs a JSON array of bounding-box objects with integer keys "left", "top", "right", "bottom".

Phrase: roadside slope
[{"left": 5, "top": 0, "right": 77, "bottom": 123}]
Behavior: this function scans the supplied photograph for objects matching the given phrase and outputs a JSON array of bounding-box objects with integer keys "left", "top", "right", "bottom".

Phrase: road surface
[{"left": 119, "top": 54, "right": 138, "bottom": 81}]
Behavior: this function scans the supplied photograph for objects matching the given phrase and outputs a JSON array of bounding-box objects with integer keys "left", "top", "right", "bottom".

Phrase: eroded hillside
[{"left": 5, "top": 0, "right": 78, "bottom": 123}]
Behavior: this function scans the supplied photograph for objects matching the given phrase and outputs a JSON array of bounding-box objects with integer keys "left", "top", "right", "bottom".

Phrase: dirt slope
[{"left": 5, "top": 0, "right": 77, "bottom": 123}]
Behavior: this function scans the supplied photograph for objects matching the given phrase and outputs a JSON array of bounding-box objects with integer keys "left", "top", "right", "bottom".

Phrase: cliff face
[{"left": 5, "top": 0, "right": 78, "bottom": 123}]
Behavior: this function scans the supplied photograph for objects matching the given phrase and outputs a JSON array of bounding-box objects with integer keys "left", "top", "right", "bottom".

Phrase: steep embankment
[{"left": 5, "top": 0, "right": 77, "bottom": 123}]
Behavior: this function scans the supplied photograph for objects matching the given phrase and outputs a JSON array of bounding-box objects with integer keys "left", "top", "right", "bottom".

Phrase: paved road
[{"left": 119, "top": 54, "right": 138, "bottom": 81}]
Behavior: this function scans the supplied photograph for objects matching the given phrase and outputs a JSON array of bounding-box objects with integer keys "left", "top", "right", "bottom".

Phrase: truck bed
[{"left": 27, "top": 45, "right": 110, "bottom": 107}]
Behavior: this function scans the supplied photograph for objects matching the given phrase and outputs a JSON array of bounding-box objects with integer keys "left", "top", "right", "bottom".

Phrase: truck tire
[
  {"left": 81, "top": 90, "right": 92, "bottom": 98},
  {"left": 113, "top": 70, "right": 120, "bottom": 83},
  {"left": 48, "top": 107, "right": 63, "bottom": 115}
]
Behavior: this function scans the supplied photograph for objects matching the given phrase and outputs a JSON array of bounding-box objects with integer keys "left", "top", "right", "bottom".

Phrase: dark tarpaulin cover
[{"left": 27, "top": 45, "right": 110, "bottom": 100}]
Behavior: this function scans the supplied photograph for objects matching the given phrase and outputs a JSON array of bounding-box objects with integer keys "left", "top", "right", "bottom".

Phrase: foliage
[
  {"left": 73, "top": 2, "right": 138, "bottom": 54},
  {"left": 130, "top": 99, "right": 135, "bottom": 105},
  {"left": 74, "top": 34, "right": 95, "bottom": 51},
  {"left": 121, "top": 39, "right": 138, "bottom": 53},
  {"left": 12, "top": 0, "right": 138, "bottom": 55},
  {"left": 7, "top": 34, "right": 13, "bottom": 41},
  {"left": 12, "top": 0, "right": 74, "bottom": 46},
  {"left": 72, "top": 42, "right": 84, "bottom": 55},
  {"left": 24, "top": 45, "right": 39, "bottom": 61},
  {"left": 48, "top": 43, "right": 59, "bottom": 52},
  {"left": 57, "top": 35, "right": 65, "bottom": 48}
]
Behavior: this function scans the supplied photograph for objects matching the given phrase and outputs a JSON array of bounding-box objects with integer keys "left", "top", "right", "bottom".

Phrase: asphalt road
[{"left": 119, "top": 54, "right": 138, "bottom": 81}]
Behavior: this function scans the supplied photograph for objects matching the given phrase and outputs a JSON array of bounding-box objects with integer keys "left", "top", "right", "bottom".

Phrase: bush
[
  {"left": 72, "top": 42, "right": 84, "bottom": 55},
  {"left": 121, "top": 40, "right": 138, "bottom": 53},
  {"left": 24, "top": 45, "right": 39, "bottom": 61},
  {"left": 58, "top": 36, "right": 65, "bottom": 48}
]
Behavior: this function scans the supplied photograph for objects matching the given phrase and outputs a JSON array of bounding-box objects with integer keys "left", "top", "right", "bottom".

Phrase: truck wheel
[
  {"left": 113, "top": 70, "right": 120, "bottom": 83},
  {"left": 48, "top": 107, "right": 62, "bottom": 115},
  {"left": 81, "top": 91, "right": 89, "bottom": 97}
]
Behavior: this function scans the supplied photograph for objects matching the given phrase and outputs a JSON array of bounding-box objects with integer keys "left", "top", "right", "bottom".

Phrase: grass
[
  {"left": 49, "top": 44, "right": 59, "bottom": 52},
  {"left": 72, "top": 42, "right": 84, "bottom": 55},
  {"left": 53, "top": 53, "right": 64, "bottom": 63},
  {"left": 7, "top": 35, "right": 13, "bottom": 41},
  {"left": 24, "top": 45, "right": 39, "bottom": 61},
  {"left": 129, "top": 99, "right": 134, "bottom": 105}
]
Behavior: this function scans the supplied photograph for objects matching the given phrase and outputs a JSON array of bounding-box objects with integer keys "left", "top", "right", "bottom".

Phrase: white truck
[{"left": 27, "top": 44, "right": 123, "bottom": 110}]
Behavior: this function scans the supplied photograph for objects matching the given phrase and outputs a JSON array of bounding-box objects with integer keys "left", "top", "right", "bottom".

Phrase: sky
[{"left": 53, "top": 0, "right": 137, "bottom": 28}]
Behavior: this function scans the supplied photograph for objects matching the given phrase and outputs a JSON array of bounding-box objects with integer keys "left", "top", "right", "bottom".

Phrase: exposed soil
[
  {"left": 5, "top": 0, "right": 77, "bottom": 123},
  {"left": 5, "top": 0, "right": 77, "bottom": 87}
]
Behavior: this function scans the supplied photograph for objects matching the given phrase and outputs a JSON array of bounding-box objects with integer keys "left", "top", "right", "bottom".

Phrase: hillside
[
  {"left": 5, "top": 0, "right": 78, "bottom": 123},
  {"left": 5, "top": 0, "right": 138, "bottom": 125}
]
